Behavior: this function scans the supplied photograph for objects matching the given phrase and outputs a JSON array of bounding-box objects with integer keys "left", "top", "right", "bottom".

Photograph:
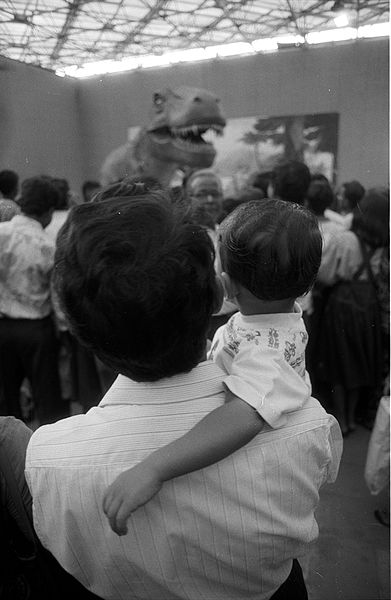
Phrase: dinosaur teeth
[{"left": 172, "top": 123, "right": 224, "bottom": 138}]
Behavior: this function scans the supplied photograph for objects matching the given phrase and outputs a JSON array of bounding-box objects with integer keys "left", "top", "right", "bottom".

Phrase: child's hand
[{"left": 103, "top": 462, "right": 163, "bottom": 536}]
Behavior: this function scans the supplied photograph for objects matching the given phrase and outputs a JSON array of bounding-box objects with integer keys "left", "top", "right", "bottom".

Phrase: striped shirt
[{"left": 26, "top": 361, "right": 342, "bottom": 600}]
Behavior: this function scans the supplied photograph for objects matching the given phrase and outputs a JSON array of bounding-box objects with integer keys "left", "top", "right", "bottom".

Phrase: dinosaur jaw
[{"left": 147, "top": 123, "right": 224, "bottom": 168}]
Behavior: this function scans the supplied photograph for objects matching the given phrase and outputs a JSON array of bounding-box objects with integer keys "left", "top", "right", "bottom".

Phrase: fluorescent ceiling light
[
  {"left": 306, "top": 27, "right": 357, "bottom": 44},
  {"left": 275, "top": 34, "right": 305, "bottom": 45},
  {"left": 57, "top": 22, "right": 389, "bottom": 77},
  {"left": 208, "top": 42, "right": 254, "bottom": 57},
  {"left": 164, "top": 48, "right": 210, "bottom": 63},
  {"left": 138, "top": 54, "right": 170, "bottom": 68},
  {"left": 252, "top": 38, "right": 278, "bottom": 52},
  {"left": 358, "top": 22, "right": 390, "bottom": 38}
]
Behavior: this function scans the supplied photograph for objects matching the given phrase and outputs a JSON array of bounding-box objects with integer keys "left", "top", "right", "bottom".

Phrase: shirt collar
[
  {"left": 235, "top": 301, "right": 303, "bottom": 328},
  {"left": 99, "top": 360, "right": 225, "bottom": 406},
  {"left": 12, "top": 214, "right": 44, "bottom": 230}
]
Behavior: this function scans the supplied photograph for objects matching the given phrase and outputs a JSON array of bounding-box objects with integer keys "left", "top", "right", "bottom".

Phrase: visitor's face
[
  {"left": 336, "top": 185, "right": 349, "bottom": 213},
  {"left": 188, "top": 175, "right": 223, "bottom": 228}
]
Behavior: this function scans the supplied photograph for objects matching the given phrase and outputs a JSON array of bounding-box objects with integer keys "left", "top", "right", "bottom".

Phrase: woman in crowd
[
  {"left": 315, "top": 187, "right": 389, "bottom": 436},
  {"left": 304, "top": 177, "right": 344, "bottom": 388}
]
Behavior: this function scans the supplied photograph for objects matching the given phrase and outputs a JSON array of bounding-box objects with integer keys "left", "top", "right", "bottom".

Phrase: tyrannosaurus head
[{"left": 145, "top": 86, "right": 226, "bottom": 169}]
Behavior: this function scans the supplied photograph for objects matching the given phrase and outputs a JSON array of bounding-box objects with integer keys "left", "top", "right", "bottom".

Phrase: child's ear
[
  {"left": 220, "top": 272, "right": 239, "bottom": 301},
  {"left": 212, "top": 276, "right": 225, "bottom": 314}
]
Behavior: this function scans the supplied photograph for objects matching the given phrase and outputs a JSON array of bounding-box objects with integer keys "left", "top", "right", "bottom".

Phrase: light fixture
[
  {"left": 56, "top": 21, "right": 389, "bottom": 78},
  {"left": 331, "top": 0, "right": 351, "bottom": 28}
]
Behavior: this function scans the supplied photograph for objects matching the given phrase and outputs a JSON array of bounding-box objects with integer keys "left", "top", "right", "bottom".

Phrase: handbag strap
[{"left": 353, "top": 238, "right": 377, "bottom": 286}]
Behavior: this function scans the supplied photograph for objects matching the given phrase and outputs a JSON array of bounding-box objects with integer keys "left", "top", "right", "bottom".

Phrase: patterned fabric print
[
  {"left": 222, "top": 317, "right": 242, "bottom": 358},
  {"left": 298, "top": 330, "right": 308, "bottom": 345},
  {"left": 242, "top": 329, "right": 262, "bottom": 344},
  {"left": 208, "top": 338, "right": 220, "bottom": 361},
  {"left": 290, "top": 355, "right": 306, "bottom": 378},
  {"left": 284, "top": 341, "right": 296, "bottom": 362},
  {"left": 268, "top": 328, "right": 279, "bottom": 349},
  {"left": 217, "top": 312, "right": 309, "bottom": 382},
  {"left": 283, "top": 333, "right": 307, "bottom": 378}
]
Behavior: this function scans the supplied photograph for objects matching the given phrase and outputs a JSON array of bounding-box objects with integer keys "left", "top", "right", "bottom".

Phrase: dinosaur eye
[{"left": 153, "top": 93, "right": 164, "bottom": 107}]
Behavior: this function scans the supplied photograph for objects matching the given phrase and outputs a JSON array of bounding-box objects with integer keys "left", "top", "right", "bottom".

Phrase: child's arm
[{"left": 103, "top": 392, "right": 264, "bottom": 535}]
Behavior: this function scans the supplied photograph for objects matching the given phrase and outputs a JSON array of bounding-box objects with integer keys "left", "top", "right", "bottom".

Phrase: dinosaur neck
[{"left": 135, "top": 131, "right": 179, "bottom": 187}]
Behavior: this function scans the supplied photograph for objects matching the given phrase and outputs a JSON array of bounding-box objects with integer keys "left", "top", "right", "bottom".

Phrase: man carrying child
[{"left": 5, "top": 179, "right": 341, "bottom": 600}]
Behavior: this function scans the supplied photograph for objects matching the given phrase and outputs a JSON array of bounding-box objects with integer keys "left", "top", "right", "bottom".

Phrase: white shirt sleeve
[{"left": 210, "top": 331, "right": 311, "bottom": 428}]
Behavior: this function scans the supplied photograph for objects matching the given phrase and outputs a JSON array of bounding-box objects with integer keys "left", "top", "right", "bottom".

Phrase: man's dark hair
[
  {"left": 273, "top": 161, "right": 311, "bottom": 205},
  {"left": 92, "top": 176, "right": 162, "bottom": 203},
  {"left": 306, "top": 180, "right": 335, "bottom": 216},
  {"left": 0, "top": 170, "right": 19, "bottom": 199},
  {"left": 54, "top": 183, "right": 218, "bottom": 382},
  {"left": 18, "top": 176, "right": 59, "bottom": 217},
  {"left": 342, "top": 180, "right": 365, "bottom": 211},
  {"left": 219, "top": 199, "right": 322, "bottom": 301}
]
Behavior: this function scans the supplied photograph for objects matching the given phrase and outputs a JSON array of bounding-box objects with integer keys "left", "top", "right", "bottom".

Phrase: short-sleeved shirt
[
  {"left": 0, "top": 215, "right": 55, "bottom": 319},
  {"left": 209, "top": 303, "right": 311, "bottom": 429},
  {"left": 0, "top": 198, "right": 20, "bottom": 222},
  {"left": 317, "top": 229, "right": 384, "bottom": 286}
]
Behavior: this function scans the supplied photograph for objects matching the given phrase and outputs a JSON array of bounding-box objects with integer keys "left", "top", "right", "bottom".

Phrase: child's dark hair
[
  {"left": 54, "top": 183, "right": 218, "bottom": 382},
  {"left": 219, "top": 198, "right": 322, "bottom": 301}
]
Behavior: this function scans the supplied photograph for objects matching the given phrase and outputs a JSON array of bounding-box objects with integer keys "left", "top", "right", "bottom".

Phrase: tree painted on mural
[{"left": 240, "top": 113, "right": 339, "bottom": 181}]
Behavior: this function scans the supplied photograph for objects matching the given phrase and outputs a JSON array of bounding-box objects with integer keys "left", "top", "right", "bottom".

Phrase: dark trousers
[
  {"left": 0, "top": 317, "right": 66, "bottom": 425},
  {"left": 271, "top": 559, "right": 308, "bottom": 599},
  {"left": 0, "top": 417, "right": 102, "bottom": 599}
]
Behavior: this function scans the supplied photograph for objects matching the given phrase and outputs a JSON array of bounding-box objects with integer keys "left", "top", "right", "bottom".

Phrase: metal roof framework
[{"left": 0, "top": 0, "right": 389, "bottom": 73}]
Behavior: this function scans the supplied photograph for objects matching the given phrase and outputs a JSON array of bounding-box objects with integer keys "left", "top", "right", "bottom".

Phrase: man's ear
[{"left": 220, "top": 272, "right": 239, "bottom": 301}]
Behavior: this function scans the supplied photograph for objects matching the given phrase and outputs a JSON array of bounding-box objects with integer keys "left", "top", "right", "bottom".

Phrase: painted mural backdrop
[{"left": 212, "top": 112, "right": 339, "bottom": 196}]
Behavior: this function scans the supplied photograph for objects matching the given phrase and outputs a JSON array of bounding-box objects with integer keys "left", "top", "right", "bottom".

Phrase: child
[{"left": 103, "top": 198, "right": 323, "bottom": 535}]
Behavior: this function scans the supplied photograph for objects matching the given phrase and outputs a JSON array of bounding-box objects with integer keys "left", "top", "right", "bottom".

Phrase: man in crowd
[
  {"left": 185, "top": 168, "right": 237, "bottom": 336},
  {"left": 0, "top": 169, "right": 20, "bottom": 222},
  {"left": 185, "top": 168, "right": 224, "bottom": 239},
  {"left": 0, "top": 176, "right": 66, "bottom": 425},
  {"left": 0, "top": 180, "right": 342, "bottom": 600}
]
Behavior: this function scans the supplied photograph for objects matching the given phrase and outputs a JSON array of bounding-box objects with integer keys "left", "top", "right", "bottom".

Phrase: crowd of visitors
[
  {"left": 0, "top": 160, "right": 388, "bottom": 598},
  {"left": 0, "top": 163, "right": 388, "bottom": 434}
]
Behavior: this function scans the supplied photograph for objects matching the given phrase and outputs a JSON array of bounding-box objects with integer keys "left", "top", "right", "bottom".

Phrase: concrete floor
[{"left": 303, "top": 424, "right": 390, "bottom": 600}]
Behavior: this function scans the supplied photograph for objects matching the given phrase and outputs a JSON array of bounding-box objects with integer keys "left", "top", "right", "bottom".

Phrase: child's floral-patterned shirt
[{"left": 208, "top": 303, "right": 312, "bottom": 428}]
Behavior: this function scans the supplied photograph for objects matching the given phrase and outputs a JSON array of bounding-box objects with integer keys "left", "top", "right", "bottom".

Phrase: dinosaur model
[{"left": 101, "top": 86, "right": 226, "bottom": 187}]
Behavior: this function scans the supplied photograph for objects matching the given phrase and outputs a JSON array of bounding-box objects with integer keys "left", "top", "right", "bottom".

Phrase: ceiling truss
[{"left": 0, "top": 0, "right": 389, "bottom": 73}]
